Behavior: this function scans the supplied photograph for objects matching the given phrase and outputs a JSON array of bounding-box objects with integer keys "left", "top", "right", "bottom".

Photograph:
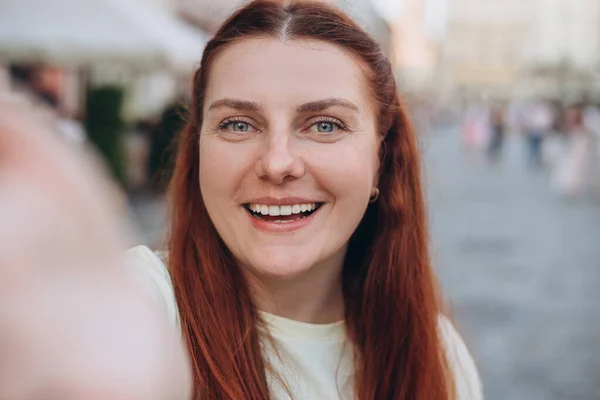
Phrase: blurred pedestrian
[
  {"left": 487, "top": 101, "right": 506, "bottom": 161},
  {"left": 524, "top": 100, "right": 554, "bottom": 168},
  {"left": 463, "top": 101, "right": 490, "bottom": 152},
  {"left": 553, "top": 104, "right": 597, "bottom": 197},
  {"left": 583, "top": 102, "right": 600, "bottom": 197}
]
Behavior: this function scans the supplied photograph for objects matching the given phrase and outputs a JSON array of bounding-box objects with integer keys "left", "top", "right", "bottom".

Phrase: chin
[{"left": 246, "top": 250, "right": 316, "bottom": 279}]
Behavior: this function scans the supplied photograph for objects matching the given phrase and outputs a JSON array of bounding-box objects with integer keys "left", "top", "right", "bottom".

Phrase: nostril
[{"left": 254, "top": 156, "right": 305, "bottom": 183}]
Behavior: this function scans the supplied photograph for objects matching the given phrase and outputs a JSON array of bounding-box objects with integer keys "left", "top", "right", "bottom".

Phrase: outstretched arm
[{"left": 0, "top": 100, "right": 191, "bottom": 400}]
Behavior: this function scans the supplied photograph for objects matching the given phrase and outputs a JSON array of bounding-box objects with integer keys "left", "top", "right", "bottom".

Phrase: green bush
[{"left": 84, "top": 86, "right": 126, "bottom": 185}]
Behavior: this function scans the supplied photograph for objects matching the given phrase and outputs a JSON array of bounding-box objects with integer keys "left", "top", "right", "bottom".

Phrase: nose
[{"left": 254, "top": 133, "right": 305, "bottom": 184}]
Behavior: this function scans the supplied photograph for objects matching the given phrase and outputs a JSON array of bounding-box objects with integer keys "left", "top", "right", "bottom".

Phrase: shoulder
[
  {"left": 123, "top": 245, "right": 179, "bottom": 328},
  {"left": 438, "top": 315, "right": 484, "bottom": 400}
]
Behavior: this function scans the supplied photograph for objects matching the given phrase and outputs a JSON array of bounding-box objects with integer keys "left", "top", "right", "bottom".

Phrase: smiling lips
[
  {"left": 243, "top": 200, "right": 324, "bottom": 230},
  {"left": 247, "top": 203, "right": 318, "bottom": 216}
]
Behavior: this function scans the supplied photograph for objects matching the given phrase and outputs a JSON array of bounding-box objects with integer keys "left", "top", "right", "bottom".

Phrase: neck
[{"left": 248, "top": 249, "right": 346, "bottom": 324}]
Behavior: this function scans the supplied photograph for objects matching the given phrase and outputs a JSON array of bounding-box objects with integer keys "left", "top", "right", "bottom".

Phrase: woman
[{"left": 127, "top": 1, "right": 482, "bottom": 399}]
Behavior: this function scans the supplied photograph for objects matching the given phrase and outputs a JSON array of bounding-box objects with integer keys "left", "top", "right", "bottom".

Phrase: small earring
[{"left": 369, "top": 188, "right": 380, "bottom": 203}]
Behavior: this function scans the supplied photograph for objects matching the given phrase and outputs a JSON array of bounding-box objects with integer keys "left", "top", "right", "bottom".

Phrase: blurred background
[{"left": 1, "top": 0, "right": 599, "bottom": 399}]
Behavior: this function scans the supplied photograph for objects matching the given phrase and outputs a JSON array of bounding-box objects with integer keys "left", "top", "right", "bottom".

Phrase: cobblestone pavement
[
  {"left": 424, "top": 127, "right": 600, "bottom": 400},
  {"left": 129, "top": 126, "right": 600, "bottom": 400}
]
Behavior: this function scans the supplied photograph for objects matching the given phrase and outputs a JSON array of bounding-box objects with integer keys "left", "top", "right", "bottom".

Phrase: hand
[{"left": 0, "top": 100, "right": 191, "bottom": 400}]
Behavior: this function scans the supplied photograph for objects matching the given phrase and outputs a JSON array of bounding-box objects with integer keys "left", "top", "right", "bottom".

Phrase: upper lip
[{"left": 243, "top": 196, "right": 324, "bottom": 206}]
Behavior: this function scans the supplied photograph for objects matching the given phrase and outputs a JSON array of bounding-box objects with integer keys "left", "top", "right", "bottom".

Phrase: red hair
[{"left": 167, "top": 1, "right": 454, "bottom": 398}]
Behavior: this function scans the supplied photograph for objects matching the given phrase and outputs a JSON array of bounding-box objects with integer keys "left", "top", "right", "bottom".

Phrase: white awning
[{"left": 0, "top": 0, "right": 206, "bottom": 71}]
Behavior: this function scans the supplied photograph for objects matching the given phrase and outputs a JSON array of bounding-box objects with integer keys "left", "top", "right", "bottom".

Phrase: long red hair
[{"left": 167, "top": 1, "right": 454, "bottom": 399}]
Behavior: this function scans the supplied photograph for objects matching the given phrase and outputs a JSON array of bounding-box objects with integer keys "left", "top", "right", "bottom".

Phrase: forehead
[{"left": 204, "top": 37, "right": 373, "bottom": 111}]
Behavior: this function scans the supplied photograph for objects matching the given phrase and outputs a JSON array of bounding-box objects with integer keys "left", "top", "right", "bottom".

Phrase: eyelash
[
  {"left": 215, "top": 116, "right": 348, "bottom": 133},
  {"left": 217, "top": 117, "right": 253, "bottom": 131},
  {"left": 309, "top": 117, "right": 347, "bottom": 132}
]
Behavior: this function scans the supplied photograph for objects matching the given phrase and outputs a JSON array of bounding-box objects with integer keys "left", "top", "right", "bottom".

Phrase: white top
[
  {"left": 584, "top": 106, "right": 600, "bottom": 138},
  {"left": 526, "top": 102, "right": 554, "bottom": 132},
  {"left": 124, "top": 245, "right": 483, "bottom": 400}
]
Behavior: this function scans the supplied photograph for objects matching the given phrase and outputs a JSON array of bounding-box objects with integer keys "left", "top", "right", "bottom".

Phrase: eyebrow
[
  {"left": 208, "top": 97, "right": 360, "bottom": 114},
  {"left": 208, "top": 98, "right": 262, "bottom": 112},
  {"left": 297, "top": 98, "right": 359, "bottom": 113}
]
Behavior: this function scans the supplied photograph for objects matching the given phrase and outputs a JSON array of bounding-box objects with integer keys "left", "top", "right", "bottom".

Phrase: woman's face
[{"left": 199, "top": 37, "right": 379, "bottom": 279}]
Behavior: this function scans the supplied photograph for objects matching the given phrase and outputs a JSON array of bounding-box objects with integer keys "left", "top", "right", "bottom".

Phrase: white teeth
[
  {"left": 268, "top": 205, "right": 280, "bottom": 216},
  {"left": 248, "top": 203, "right": 320, "bottom": 216},
  {"left": 280, "top": 205, "right": 292, "bottom": 216}
]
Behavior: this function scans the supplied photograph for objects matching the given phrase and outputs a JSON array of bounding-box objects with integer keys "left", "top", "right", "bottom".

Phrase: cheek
[
  {"left": 198, "top": 138, "right": 252, "bottom": 199},
  {"left": 198, "top": 145, "right": 220, "bottom": 202},
  {"left": 307, "top": 139, "right": 378, "bottom": 201}
]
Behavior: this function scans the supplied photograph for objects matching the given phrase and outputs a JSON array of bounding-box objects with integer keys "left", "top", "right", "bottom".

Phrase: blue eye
[
  {"left": 230, "top": 121, "right": 250, "bottom": 132},
  {"left": 309, "top": 119, "right": 343, "bottom": 134},
  {"left": 219, "top": 119, "right": 254, "bottom": 132},
  {"left": 316, "top": 122, "right": 335, "bottom": 133}
]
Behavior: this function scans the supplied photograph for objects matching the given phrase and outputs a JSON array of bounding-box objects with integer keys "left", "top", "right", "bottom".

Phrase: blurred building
[
  {"left": 392, "top": 0, "right": 438, "bottom": 92},
  {"left": 0, "top": 0, "right": 207, "bottom": 120},
  {"left": 178, "top": 0, "right": 242, "bottom": 33},
  {"left": 124, "top": 0, "right": 207, "bottom": 120},
  {"left": 438, "top": 0, "right": 600, "bottom": 99},
  {"left": 334, "top": 0, "right": 392, "bottom": 56},
  {"left": 439, "top": 0, "right": 528, "bottom": 98},
  {"left": 523, "top": 0, "right": 600, "bottom": 98}
]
